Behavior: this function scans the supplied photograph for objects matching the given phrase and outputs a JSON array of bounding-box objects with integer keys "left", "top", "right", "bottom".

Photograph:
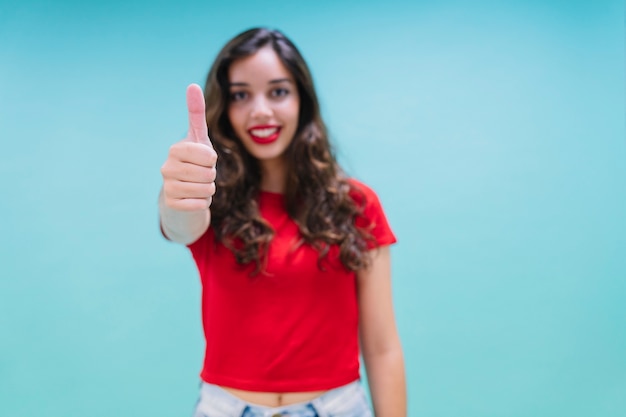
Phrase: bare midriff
[{"left": 221, "top": 387, "right": 328, "bottom": 407}]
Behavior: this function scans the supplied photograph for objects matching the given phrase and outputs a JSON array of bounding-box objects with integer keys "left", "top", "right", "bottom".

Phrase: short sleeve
[
  {"left": 187, "top": 227, "right": 214, "bottom": 273},
  {"left": 349, "top": 179, "right": 397, "bottom": 249}
]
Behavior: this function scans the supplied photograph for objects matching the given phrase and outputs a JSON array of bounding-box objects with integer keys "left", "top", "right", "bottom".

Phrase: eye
[
  {"left": 271, "top": 87, "right": 289, "bottom": 98},
  {"left": 230, "top": 91, "right": 248, "bottom": 102}
]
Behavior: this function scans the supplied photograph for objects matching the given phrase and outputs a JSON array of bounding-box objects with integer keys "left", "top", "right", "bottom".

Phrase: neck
[{"left": 259, "top": 157, "right": 287, "bottom": 194}]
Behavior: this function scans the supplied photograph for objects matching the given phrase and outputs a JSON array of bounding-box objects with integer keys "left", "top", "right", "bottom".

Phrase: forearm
[
  {"left": 158, "top": 188, "right": 211, "bottom": 245},
  {"left": 363, "top": 347, "right": 407, "bottom": 417}
]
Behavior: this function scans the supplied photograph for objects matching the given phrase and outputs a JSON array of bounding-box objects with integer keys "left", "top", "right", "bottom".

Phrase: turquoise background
[{"left": 1, "top": 0, "right": 624, "bottom": 415}]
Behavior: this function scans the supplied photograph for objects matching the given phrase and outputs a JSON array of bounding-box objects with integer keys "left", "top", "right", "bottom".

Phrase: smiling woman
[
  {"left": 159, "top": 28, "right": 406, "bottom": 417},
  {"left": 226, "top": 46, "right": 301, "bottom": 178}
]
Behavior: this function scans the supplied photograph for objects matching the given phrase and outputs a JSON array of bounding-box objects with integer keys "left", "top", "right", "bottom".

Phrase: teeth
[{"left": 250, "top": 127, "right": 278, "bottom": 138}]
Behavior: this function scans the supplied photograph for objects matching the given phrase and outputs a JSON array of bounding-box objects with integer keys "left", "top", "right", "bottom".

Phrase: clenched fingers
[
  {"left": 161, "top": 160, "right": 216, "bottom": 184},
  {"left": 164, "top": 181, "right": 216, "bottom": 200}
]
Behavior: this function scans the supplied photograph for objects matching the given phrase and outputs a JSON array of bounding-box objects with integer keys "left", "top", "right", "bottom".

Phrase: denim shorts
[{"left": 193, "top": 380, "right": 373, "bottom": 417}]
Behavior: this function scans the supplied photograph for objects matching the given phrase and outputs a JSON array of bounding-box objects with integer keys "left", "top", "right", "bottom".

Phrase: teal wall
[{"left": 1, "top": 0, "right": 624, "bottom": 416}]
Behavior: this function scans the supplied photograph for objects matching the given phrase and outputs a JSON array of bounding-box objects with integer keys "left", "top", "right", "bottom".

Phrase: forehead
[{"left": 228, "top": 45, "right": 294, "bottom": 84}]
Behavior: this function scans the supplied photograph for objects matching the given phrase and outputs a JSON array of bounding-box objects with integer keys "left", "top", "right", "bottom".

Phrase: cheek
[
  {"left": 228, "top": 116, "right": 247, "bottom": 138},
  {"left": 281, "top": 99, "right": 300, "bottom": 125}
]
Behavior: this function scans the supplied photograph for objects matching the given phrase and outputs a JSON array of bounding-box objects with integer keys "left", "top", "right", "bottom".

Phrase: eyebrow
[
  {"left": 229, "top": 78, "right": 293, "bottom": 87},
  {"left": 269, "top": 78, "right": 292, "bottom": 84}
]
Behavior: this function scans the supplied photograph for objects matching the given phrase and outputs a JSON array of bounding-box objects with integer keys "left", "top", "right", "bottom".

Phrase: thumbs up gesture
[{"left": 161, "top": 84, "right": 218, "bottom": 211}]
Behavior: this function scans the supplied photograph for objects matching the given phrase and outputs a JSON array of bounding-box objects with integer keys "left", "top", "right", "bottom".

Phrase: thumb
[{"left": 186, "top": 83, "right": 211, "bottom": 145}]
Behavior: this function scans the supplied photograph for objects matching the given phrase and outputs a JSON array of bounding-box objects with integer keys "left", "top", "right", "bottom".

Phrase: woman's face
[{"left": 227, "top": 46, "right": 300, "bottom": 164}]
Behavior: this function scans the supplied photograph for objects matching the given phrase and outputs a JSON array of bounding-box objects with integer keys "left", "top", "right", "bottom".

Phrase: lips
[{"left": 248, "top": 125, "right": 281, "bottom": 144}]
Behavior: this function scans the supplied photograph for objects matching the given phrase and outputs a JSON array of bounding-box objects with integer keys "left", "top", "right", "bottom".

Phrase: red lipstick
[{"left": 248, "top": 125, "right": 281, "bottom": 144}]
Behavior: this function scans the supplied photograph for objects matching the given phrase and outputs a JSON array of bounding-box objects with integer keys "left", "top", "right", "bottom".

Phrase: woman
[{"left": 159, "top": 28, "right": 406, "bottom": 417}]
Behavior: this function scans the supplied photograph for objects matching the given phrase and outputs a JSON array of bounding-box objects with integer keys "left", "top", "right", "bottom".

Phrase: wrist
[{"left": 158, "top": 189, "right": 210, "bottom": 244}]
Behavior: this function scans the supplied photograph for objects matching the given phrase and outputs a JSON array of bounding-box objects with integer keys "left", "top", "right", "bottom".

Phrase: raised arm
[{"left": 159, "top": 84, "right": 217, "bottom": 245}]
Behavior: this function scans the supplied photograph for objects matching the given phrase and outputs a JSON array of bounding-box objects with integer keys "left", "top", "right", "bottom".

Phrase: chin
[{"left": 245, "top": 143, "right": 290, "bottom": 163}]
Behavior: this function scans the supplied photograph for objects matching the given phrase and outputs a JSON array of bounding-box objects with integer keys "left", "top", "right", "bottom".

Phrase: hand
[{"left": 161, "top": 84, "right": 218, "bottom": 211}]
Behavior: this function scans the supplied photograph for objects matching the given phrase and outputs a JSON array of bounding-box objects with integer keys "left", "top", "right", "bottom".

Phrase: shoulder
[
  {"left": 347, "top": 177, "right": 375, "bottom": 193},
  {"left": 346, "top": 178, "right": 382, "bottom": 209},
  {"left": 346, "top": 177, "right": 397, "bottom": 246}
]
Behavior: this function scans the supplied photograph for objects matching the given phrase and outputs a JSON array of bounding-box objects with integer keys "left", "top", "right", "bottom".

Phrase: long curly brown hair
[{"left": 203, "top": 28, "right": 374, "bottom": 274}]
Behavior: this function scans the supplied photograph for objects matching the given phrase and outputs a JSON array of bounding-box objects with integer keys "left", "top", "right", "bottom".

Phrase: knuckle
[
  {"left": 164, "top": 197, "right": 177, "bottom": 209},
  {"left": 160, "top": 164, "right": 172, "bottom": 178},
  {"left": 162, "top": 180, "right": 173, "bottom": 193},
  {"left": 205, "top": 167, "right": 217, "bottom": 182}
]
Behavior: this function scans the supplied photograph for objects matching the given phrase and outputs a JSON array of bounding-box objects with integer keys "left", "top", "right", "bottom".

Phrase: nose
[{"left": 250, "top": 96, "right": 273, "bottom": 120}]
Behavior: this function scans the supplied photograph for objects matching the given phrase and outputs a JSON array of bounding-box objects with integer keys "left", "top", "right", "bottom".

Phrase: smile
[{"left": 248, "top": 125, "right": 281, "bottom": 144}]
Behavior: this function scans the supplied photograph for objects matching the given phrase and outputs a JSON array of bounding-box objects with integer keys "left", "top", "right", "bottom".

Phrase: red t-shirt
[{"left": 188, "top": 179, "right": 396, "bottom": 392}]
